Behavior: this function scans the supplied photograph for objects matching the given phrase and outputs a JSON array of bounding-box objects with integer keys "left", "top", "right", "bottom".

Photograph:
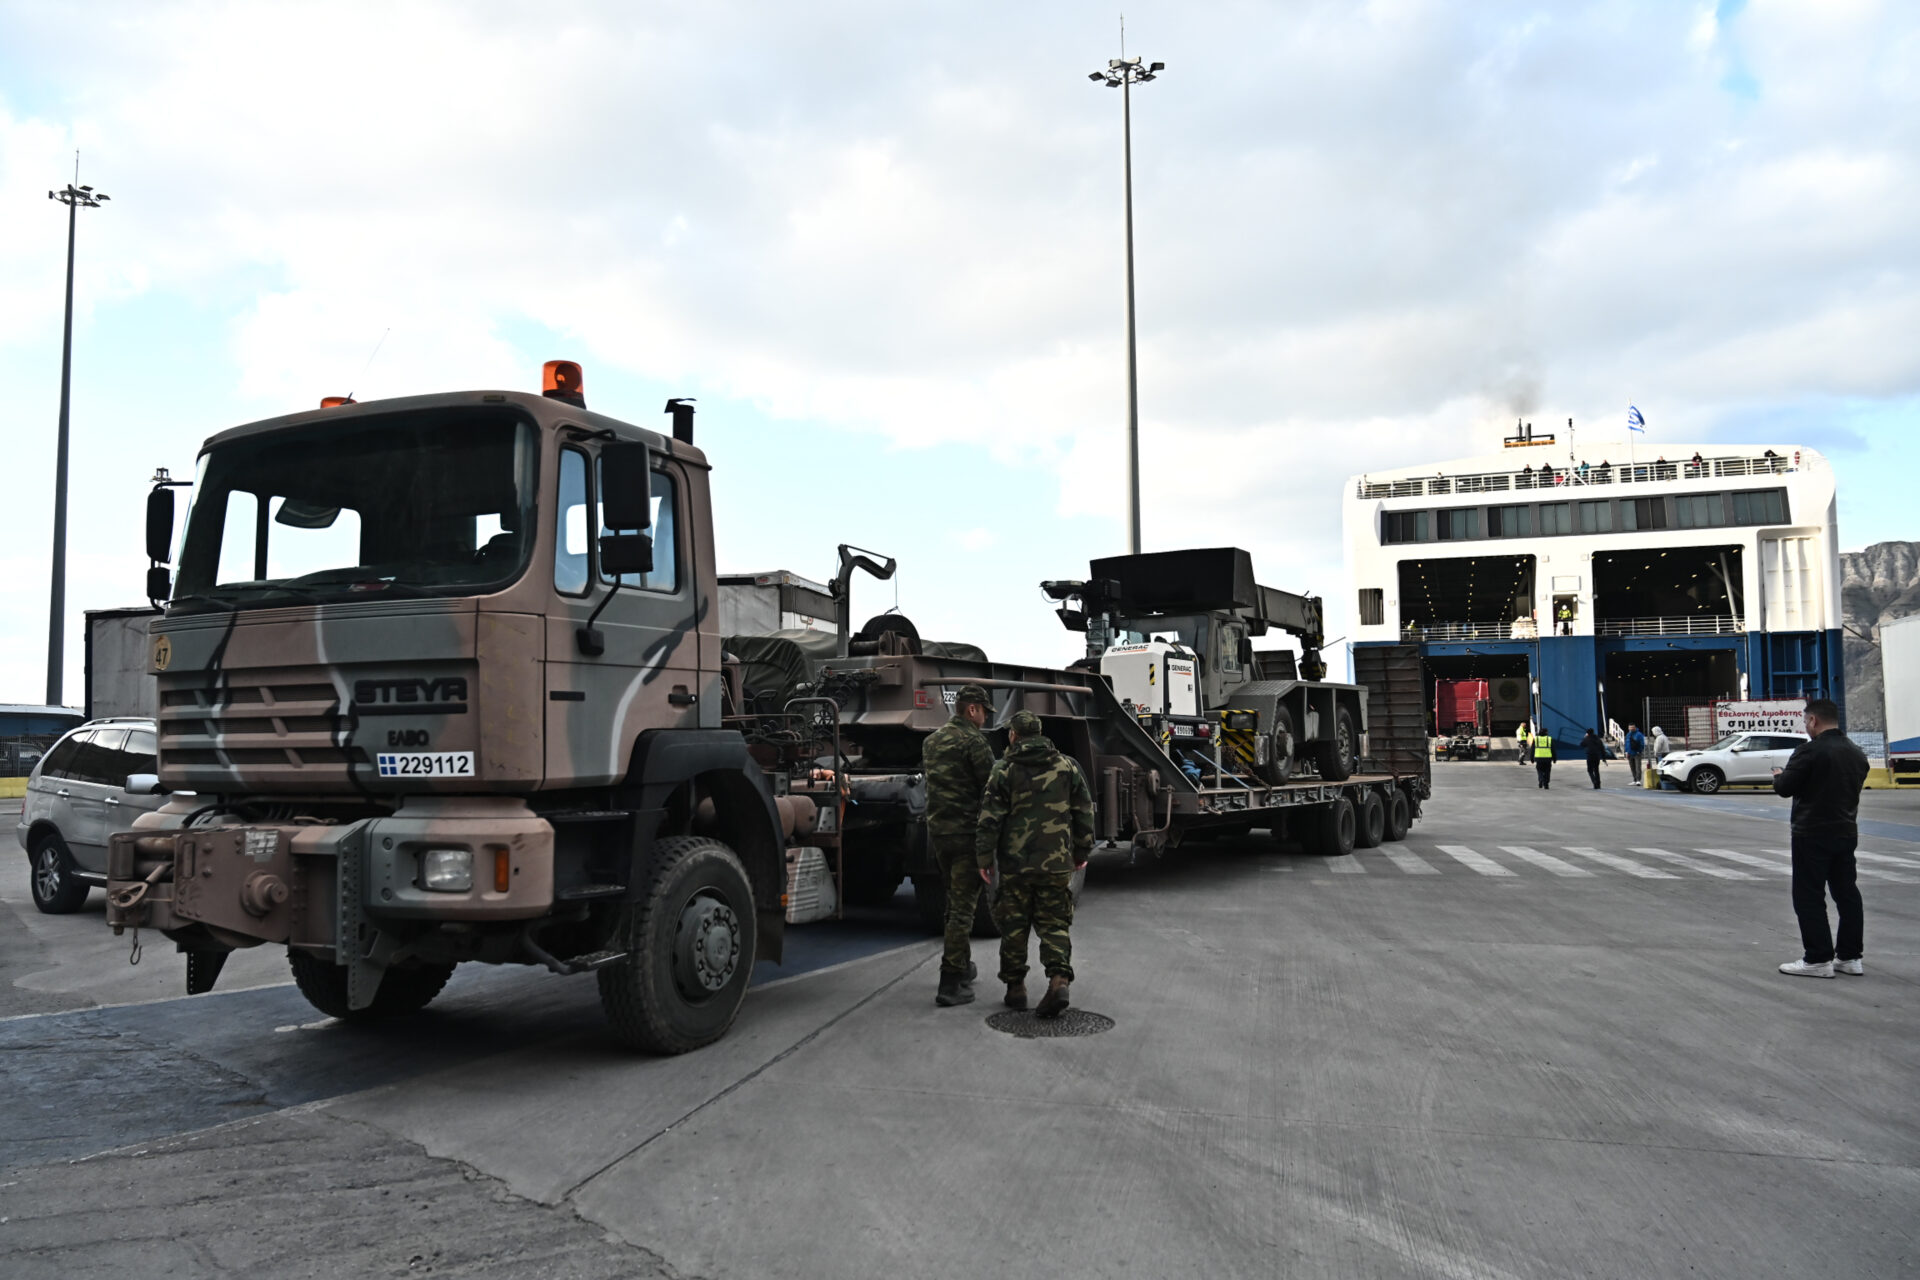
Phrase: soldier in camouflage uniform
[
  {"left": 976, "top": 709, "right": 1094, "bottom": 1018},
  {"left": 921, "top": 684, "right": 996, "bottom": 1006}
]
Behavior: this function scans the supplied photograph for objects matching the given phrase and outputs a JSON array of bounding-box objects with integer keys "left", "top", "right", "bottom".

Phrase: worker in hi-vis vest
[
  {"left": 1516, "top": 722, "right": 1533, "bottom": 767},
  {"left": 1533, "top": 731, "right": 1555, "bottom": 790}
]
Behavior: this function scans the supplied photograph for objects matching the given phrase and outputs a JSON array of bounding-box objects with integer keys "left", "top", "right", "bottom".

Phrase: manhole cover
[{"left": 985, "top": 1009, "right": 1115, "bottom": 1038}]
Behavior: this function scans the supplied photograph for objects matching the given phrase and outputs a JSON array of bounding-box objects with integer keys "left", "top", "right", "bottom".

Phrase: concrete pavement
[{"left": 4, "top": 770, "right": 1915, "bottom": 1278}]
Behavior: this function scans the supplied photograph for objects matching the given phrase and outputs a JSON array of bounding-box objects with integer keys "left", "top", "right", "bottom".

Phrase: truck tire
[
  {"left": 1311, "top": 797, "right": 1357, "bottom": 857},
  {"left": 911, "top": 872, "right": 999, "bottom": 938},
  {"left": 1383, "top": 788, "right": 1412, "bottom": 842},
  {"left": 1354, "top": 789, "right": 1386, "bottom": 848},
  {"left": 1312, "top": 706, "right": 1358, "bottom": 782},
  {"left": 598, "top": 836, "right": 757, "bottom": 1054},
  {"left": 28, "top": 832, "right": 91, "bottom": 914},
  {"left": 1254, "top": 707, "right": 1295, "bottom": 786},
  {"left": 288, "top": 951, "right": 456, "bottom": 1021}
]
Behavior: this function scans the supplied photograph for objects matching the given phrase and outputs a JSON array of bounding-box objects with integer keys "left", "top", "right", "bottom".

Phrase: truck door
[{"left": 545, "top": 445, "right": 704, "bottom": 787}]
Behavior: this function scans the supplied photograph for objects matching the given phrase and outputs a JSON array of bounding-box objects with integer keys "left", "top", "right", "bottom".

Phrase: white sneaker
[
  {"left": 1778, "top": 959, "right": 1835, "bottom": 979},
  {"left": 1833, "top": 958, "right": 1864, "bottom": 976}
]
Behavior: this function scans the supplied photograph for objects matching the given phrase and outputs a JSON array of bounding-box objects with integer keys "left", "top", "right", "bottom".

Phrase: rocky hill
[{"left": 1841, "top": 540, "right": 1920, "bottom": 732}]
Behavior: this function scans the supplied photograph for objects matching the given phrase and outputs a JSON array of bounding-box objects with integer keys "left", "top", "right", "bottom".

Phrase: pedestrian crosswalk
[{"left": 1296, "top": 842, "right": 1920, "bottom": 883}]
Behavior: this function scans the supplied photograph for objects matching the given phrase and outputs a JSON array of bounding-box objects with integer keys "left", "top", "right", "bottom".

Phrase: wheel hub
[
  {"left": 674, "top": 893, "right": 741, "bottom": 997},
  {"left": 34, "top": 849, "right": 61, "bottom": 902}
]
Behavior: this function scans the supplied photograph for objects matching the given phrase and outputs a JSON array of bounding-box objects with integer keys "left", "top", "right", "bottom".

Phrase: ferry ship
[{"left": 1342, "top": 431, "right": 1841, "bottom": 755}]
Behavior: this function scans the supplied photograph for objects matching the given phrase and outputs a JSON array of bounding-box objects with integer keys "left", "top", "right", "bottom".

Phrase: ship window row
[{"left": 1378, "top": 488, "right": 1788, "bottom": 544}]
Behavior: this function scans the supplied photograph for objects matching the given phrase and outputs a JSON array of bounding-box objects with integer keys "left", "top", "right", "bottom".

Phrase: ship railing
[
  {"left": 1356, "top": 452, "right": 1798, "bottom": 500},
  {"left": 1594, "top": 616, "right": 1745, "bottom": 637},
  {"left": 1398, "top": 621, "right": 1537, "bottom": 643}
]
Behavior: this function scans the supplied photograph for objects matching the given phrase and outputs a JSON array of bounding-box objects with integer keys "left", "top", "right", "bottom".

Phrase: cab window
[
  {"left": 597, "top": 461, "right": 680, "bottom": 593},
  {"left": 554, "top": 447, "right": 592, "bottom": 596}
]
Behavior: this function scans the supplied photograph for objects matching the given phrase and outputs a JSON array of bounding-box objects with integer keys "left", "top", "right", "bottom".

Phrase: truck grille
[{"left": 158, "top": 675, "right": 367, "bottom": 783}]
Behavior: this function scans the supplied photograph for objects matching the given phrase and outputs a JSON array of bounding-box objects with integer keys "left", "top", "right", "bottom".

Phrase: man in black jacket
[
  {"left": 1580, "top": 729, "right": 1606, "bottom": 789},
  {"left": 1771, "top": 699, "right": 1871, "bottom": 978}
]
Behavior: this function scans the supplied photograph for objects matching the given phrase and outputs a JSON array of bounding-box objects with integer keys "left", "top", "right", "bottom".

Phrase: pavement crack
[{"left": 557, "top": 947, "right": 939, "bottom": 1202}]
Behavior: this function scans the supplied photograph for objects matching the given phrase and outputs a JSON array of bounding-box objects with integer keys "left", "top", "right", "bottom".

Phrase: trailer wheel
[
  {"left": 598, "top": 836, "right": 756, "bottom": 1054},
  {"left": 912, "top": 872, "right": 1000, "bottom": 938},
  {"left": 1354, "top": 790, "right": 1386, "bottom": 848},
  {"left": 288, "top": 951, "right": 455, "bottom": 1021},
  {"left": 1311, "top": 797, "right": 1357, "bottom": 857},
  {"left": 1312, "top": 706, "right": 1358, "bottom": 782},
  {"left": 841, "top": 866, "right": 904, "bottom": 908},
  {"left": 1383, "top": 789, "right": 1412, "bottom": 842}
]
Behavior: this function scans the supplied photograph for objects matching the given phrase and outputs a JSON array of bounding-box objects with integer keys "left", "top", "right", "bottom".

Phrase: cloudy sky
[{"left": 2, "top": 0, "right": 1916, "bottom": 704}]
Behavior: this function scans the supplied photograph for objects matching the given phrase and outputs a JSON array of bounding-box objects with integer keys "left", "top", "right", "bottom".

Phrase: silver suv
[{"left": 16, "top": 717, "right": 165, "bottom": 913}]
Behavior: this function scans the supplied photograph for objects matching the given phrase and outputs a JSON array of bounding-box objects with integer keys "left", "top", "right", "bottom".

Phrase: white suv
[
  {"left": 15, "top": 718, "right": 165, "bottom": 913},
  {"left": 1658, "top": 731, "right": 1809, "bottom": 795}
]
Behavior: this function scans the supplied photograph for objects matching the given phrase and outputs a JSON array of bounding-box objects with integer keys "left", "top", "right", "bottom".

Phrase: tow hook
[{"left": 110, "top": 863, "right": 171, "bottom": 916}]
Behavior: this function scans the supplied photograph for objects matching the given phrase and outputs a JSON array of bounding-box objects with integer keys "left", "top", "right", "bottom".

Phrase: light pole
[
  {"left": 46, "top": 174, "right": 109, "bottom": 706},
  {"left": 1089, "top": 54, "right": 1162, "bottom": 555}
]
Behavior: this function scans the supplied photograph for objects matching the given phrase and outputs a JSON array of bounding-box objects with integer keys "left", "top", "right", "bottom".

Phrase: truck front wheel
[
  {"left": 288, "top": 951, "right": 455, "bottom": 1021},
  {"left": 599, "top": 836, "right": 757, "bottom": 1054}
]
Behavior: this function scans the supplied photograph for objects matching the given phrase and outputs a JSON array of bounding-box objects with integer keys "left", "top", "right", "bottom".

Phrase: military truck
[
  {"left": 722, "top": 548, "right": 1429, "bottom": 931},
  {"left": 108, "top": 365, "right": 821, "bottom": 1053}
]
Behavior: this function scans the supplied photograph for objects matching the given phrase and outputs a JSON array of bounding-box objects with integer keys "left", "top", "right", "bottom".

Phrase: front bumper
[{"left": 106, "top": 797, "right": 555, "bottom": 951}]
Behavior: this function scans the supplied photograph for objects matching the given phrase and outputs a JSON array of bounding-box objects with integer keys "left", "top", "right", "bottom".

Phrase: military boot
[
  {"left": 1003, "top": 980, "right": 1028, "bottom": 1010},
  {"left": 935, "top": 971, "right": 975, "bottom": 1007},
  {"left": 1035, "top": 975, "right": 1071, "bottom": 1019}
]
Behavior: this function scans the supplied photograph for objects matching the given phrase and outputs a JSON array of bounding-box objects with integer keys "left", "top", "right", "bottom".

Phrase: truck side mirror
[
  {"left": 600, "top": 442, "right": 654, "bottom": 531},
  {"left": 599, "top": 533, "right": 654, "bottom": 577},
  {"left": 1055, "top": 606, "right": 1088, "bottom": 632},
  {"left": 146, "top": 565, "right": 172, "bottom": 602},
  {"left": 146, "top": 486, "right": 175, "bottom": 563}
]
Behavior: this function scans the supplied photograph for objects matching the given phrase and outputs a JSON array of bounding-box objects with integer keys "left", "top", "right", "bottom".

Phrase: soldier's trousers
[
  {"left": 931, "top": 836, "right": 982, "bottom": 977},
  {"left": 993, "top": 870, "right": 1075, "bottom": 983}
]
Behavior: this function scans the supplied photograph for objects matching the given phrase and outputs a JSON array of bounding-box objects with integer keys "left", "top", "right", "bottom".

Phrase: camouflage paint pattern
[
  {"left": 112, "top": 389, "right": 729, "bottom": 963},
  {"left": 151, "top": 391, "right": 714, "bottom": 800},
  {"left": 974, "top": 715, "right": 1095, "bottom": 875},
  {"left": 993, "top": 872, "right": 1075, "bottom": 983},
  {"left": 922, "top": 712, "right": 994, "bottom": 842},
  {"left": 930, "top": 834, "right": 984, "bottom": 976}
]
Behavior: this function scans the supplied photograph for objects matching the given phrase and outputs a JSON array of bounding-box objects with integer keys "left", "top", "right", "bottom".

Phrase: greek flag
[{"left": 1627, "top": 405, "right": 1646, "bottom": 433}]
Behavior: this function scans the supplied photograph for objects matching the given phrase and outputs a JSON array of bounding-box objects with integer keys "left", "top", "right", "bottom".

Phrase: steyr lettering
[{"left": 351, "top": 677, "right": 470, "bottom": 716}]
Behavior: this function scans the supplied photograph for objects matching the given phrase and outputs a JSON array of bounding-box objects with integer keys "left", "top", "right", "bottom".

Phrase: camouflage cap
[
  {"left": 1008, "top": 709, "right": 1044, "bottom": 737},
  {"left": 954, "top": 684, "right": 992, "bottom": 710}
]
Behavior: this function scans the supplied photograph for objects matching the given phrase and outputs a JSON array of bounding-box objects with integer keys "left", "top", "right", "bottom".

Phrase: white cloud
[{"left": 1, "top": 0, "right": 1918, "bottom": 699}]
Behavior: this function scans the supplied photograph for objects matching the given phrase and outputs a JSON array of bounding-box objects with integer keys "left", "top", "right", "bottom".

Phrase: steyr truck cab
[{"left": 106, "top": 363, "right": 817, "bottom": 1053}]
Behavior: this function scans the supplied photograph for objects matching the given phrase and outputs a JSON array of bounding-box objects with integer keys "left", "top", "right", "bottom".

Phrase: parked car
[
  {"left": 15, "top": 717, "right": 166, "bottom": 913},
  {"left": 1657, "top": 731, "right": 1809, "bottom": 795}
]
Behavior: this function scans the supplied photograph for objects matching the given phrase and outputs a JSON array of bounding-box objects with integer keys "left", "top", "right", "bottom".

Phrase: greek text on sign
[
  {"left": 376, "top": 751, "right": 475, "bottom": 778},
  {"left": 1713, "top": 699, "right": 1807, "bottom": 736}
]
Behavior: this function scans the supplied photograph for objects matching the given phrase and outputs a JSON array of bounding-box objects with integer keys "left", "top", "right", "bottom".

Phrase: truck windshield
[
  {"left": 171, "top": 408, "right": 538, "bottom": 612},
  {"left": 1112, "top": 615, "right": 1207, "bottom": 650}
]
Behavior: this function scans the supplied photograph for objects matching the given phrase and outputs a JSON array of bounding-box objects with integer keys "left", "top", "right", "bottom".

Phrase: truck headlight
[{"left": 420, "top": 849, "right": 474, "bottom": 892}]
